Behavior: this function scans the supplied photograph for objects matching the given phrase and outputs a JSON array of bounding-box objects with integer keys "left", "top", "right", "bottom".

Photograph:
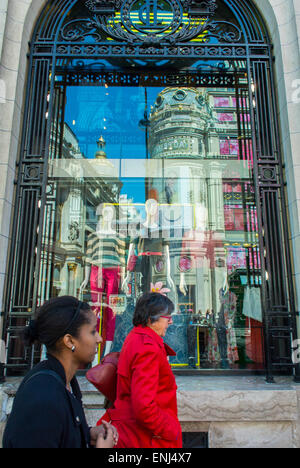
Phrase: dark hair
[
  {"left": 23, "top": 296, "right": 92, "bottom": 351},
  {"left": 133, "top": 292, "right": 174, "bottom": 327}
]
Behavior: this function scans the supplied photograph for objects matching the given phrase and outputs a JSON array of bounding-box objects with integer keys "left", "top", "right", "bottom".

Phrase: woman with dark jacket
[
  {"left": 3, "top": 296, "right": 118, "bottom": 448},
  {"left": 98, "top": 292, "right": 182, "bottom": 448}
]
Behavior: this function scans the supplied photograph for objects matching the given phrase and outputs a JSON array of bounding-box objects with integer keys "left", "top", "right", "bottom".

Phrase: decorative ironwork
[
  {"left": 56, "top": 69, "right": 244, "bottom": 87},
  {"left": 85, "top": 0, "right": 123, "bottom": 12},
  {"left": 186, "top": 0, "right": 218, "bottom": 14},
  {"left": 24, "top": 165, "right": 42, "bottom": 183},
  {"left": 60, "top": 0, "right": 242, "bottom": 46},
  {"left": 52, "top": 44, "right": 248, "bottom": 59}
]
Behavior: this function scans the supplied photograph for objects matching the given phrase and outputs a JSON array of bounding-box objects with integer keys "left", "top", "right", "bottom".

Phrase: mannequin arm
[
  {"left": 120, "top": 266, "right": 126, "bottom": 284},
  {"left": 165, "top": 245, "right": 171, "bottom": 277},
  {"left": 165, "top": 245, "right": 175, "bottom": 291},
  {"left": 179, "top": 272, "right": 188, "bottom": 296},
  {"left": 127, "top": 243, "right": 135, "bottom": 267},
  {"left": 122, "top": 243, "right": 135, "bottom": 293}
]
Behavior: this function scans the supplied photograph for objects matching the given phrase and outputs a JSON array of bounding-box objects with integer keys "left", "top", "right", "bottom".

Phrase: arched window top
[{"left": 34, "top": 0, "right": 270, "bottom": 47}]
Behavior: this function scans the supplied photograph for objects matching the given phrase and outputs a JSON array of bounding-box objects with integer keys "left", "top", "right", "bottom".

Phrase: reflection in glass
[{"left": 40, "top": 78, "right": 264, "bottom": 370}]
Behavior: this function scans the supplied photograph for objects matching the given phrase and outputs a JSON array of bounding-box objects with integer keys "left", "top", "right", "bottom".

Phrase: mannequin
[
  {"left": 208, "top": 273, "right": 238, "bottom": 367},
  {"left": 80, "top": 205, "right": 126, "bottom": 359},
  {"left": 218, "top": 275, "right": 238, "bottom": 366},
  {"left": 180, "top": 204, "right": 235, "bottom": 367},
  {"left": 180, "top": 204, "right": 208, "bottom": 367},
  {"left": 122, "top": 198, "right": 175, "bottom": 296}
]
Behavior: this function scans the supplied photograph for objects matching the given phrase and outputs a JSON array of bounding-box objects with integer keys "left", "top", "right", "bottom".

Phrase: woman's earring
[{"left": 71, "top": 346, "right": 76, "bottom": 353}]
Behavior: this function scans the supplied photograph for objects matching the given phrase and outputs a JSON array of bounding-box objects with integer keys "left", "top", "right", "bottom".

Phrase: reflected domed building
[
  {"left": 148, "top": 86, "right": 229, "bottom": 321},
  {"left": 149, "top": 87, "right": 218, "bottom": 161},
  {"left": 148, "top": 87, "right": 225, "bottom": 233}
]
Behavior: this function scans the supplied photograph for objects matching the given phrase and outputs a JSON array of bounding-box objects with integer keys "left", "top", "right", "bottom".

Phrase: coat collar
[
  {"left": 46, "top": 353, "right": 82, "bottom": 399},
  {"left": 133, "top": 326, "right": 176, "bottom": 356},
  {"left": 46, "top": 353, "right": 67, "bottom": 384},
  {"left": 46, "top": 354, "right": 88, "bottom": 446}
]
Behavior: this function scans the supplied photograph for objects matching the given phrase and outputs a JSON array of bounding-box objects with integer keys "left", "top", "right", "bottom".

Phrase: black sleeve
[{"left": 3, "top": 375, "right": 65, "bottom": 448}]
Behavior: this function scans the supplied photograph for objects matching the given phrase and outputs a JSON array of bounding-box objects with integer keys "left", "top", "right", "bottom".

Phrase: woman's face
[
  {"left": 148, "top": 314, "right": 173, "bottom": 338},
  {"left": 73, "top": 311, "right": 102, "bottom": 366}
]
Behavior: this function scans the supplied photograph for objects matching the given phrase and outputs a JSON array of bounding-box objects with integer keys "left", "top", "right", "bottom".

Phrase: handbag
[{"left": 86, "top": 352, "right": 120, "bottom": 403}]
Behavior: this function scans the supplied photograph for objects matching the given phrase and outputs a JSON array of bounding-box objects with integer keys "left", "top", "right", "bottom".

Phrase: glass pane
[{"left": 40, "top": 72, "right": 264, "bottom": 370}]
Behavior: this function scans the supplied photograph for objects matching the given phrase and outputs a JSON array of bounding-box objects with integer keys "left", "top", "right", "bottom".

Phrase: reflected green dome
[
  {"left": 149, "top": 87, "right": 216, "bottom": 159},
  {"left": 151, "top": 87, "right": 208, "bottom": 113}
]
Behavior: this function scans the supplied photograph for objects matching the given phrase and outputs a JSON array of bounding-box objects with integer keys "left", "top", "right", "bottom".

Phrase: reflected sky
[
  {"left": 62, "top": 82, "right": 250, "bottom": 204},
  {"left": 64, "top": 85, "right": 164, "bottom": 160},
  {"left": 64, "top": 85, "right": 165, "bottom": 202}
]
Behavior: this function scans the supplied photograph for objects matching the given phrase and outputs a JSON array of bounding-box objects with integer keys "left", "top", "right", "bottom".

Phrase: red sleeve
[
  {"left": 96, "top": 411, "right": 111, "bottom": 426},
  {"left": 130, "top": 344, "right": 180, "bottom": 441}
]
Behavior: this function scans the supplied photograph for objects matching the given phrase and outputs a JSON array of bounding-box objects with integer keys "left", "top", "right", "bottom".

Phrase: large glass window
[{"left": 40, "top": 69, "right": 264, "bottom": 370}]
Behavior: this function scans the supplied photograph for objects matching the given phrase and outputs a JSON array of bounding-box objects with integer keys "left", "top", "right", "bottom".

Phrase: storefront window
[{"left": 39, "top": 71, "right": 264, "bottom": 371}]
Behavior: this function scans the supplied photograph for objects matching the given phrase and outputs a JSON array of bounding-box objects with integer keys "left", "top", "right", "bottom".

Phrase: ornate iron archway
[{"left": 2, "top": 0, "right": 299, "bottom": 381}]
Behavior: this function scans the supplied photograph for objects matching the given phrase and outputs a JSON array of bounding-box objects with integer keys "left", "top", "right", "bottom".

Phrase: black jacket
[{"left": 2, "top": 354, "right": 90, "bottom": 448}]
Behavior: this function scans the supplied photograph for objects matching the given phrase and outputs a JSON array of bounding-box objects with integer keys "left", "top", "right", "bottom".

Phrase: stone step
[
  {"left": 81, "top": 391, "right": 105, "bottom": 409},
  {"left": 78, "top": 377, "right": 106, "bottom": 409}
]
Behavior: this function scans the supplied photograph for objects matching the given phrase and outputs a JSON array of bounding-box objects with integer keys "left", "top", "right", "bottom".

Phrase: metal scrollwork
[
  {"left": 59, "top": 0, "right": 243, "bottom": 47},
  {"left": 181, "top": 0, "right": 217, "bottom": 13},
  {"left": 209, "top": 21, "right": 242, "bottom": 43},
  {"left": 85, "top": 0, "right": 123, "bottom": 12},
  {"left": 60, "top": 18, "right": 103, "bottom": 42}
]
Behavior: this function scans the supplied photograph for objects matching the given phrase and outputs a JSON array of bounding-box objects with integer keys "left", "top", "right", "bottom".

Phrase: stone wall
[{"left": 0, "top": 0, "right": 8, "bottom": 61}]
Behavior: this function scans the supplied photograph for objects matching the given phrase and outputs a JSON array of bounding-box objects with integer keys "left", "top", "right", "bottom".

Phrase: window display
[
  {"left": 40, "top": 79, "right": 264, "bottom": 371},
  {"left": 80, "top": 204, "right": 126, "bottom": 360}
]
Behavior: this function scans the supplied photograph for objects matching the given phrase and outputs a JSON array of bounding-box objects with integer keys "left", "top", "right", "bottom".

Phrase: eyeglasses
[{"left": 157, "top": 315, "right": 173, "bottom": 323}]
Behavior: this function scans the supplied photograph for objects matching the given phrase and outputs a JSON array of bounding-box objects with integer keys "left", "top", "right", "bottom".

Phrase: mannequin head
[
  {"left": 102, "top": 205, "right": 115, "bottom": 223},
  {"left": 143, "top": 199, "right": 159, "bottom": 229},
  {"left": 96, "top": 204, "right": 116, "bottom": 234}
]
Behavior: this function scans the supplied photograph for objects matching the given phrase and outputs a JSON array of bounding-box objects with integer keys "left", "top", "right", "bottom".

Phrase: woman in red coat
[{"left": 99, "top": 292, "right": 182, "bottom": 448}]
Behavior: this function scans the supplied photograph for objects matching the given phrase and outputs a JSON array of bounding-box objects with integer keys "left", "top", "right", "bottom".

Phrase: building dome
[
  {"left": 151, "top": 87, "right": 209, "bottom": 113},
  {"left": 149, "top": 87, "right": 216, "bottom": 159}
]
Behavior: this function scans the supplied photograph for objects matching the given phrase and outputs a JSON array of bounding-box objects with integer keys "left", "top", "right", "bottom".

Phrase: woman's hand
[
  {"left": 96, "top": 421, "right": 118, "bottom": 448},
  {"left": 90, "top": 422, "right": 119, "bottom": 447},
  {"left": 90, "top": 423, "right": 119, "bottom": 446}
]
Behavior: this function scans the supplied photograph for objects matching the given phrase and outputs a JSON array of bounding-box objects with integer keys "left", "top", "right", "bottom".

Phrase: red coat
[{"left": 98, "top": 325, "right": 182, "bottom": 448}]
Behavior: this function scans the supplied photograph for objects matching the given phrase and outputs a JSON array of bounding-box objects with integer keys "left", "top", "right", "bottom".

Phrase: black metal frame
[{"left": 1, "top": 0, "right": 299, "bottom": 382}]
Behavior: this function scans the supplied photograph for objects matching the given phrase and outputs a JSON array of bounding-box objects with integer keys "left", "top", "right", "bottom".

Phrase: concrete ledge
[
  {"left": 209, "top": 421, "right": 294, "bottom": 448},
  {"left": 178, "top": 390, "right": 297, "bottom": 422}
]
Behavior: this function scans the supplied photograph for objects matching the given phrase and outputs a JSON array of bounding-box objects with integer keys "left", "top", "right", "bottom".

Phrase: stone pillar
[
  {"left": 0, "top": 0, "right": 8, "bottom": 63},
  {"left": 207, "top": 162, "right": 225, "bottom": 232}
]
